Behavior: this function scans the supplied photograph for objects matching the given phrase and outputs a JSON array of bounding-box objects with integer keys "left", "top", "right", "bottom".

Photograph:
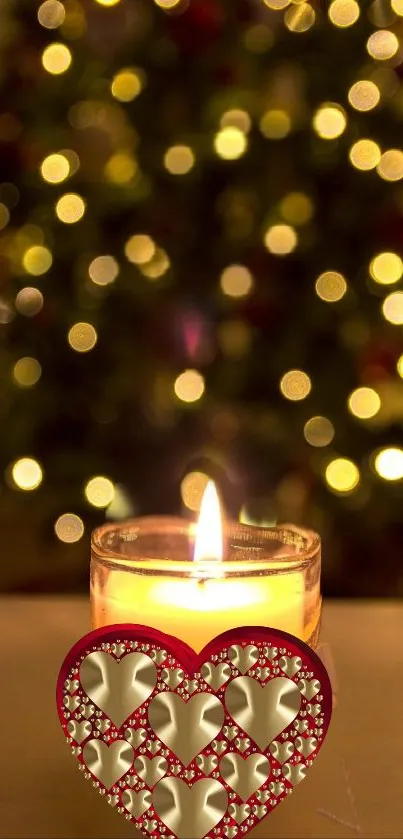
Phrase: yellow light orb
[
  {"left": 244, "top": 24, "right": 274, "bottom": 54},
  {"left": 68, "top": 322, "right": 98, "bottom": 352},
  {"left": 214, "top": 127, "right": 247, "bottom": 161},
  {"left": 375, "top": 447, "right": 403, "bottom": 481},
  {"left": 315, "top": 270, "right": 347, "bottom": 302},
  {"left": 348, "top": 387, "right": 381, "bottom": 419},
  {"left": 15, "top": 287, "right": 44, "bottom": 317},
  {"left": 348, "top": 80, "right": 380, "bottom": 112},
  {"left": 313, "top": 103, "right": 347, "bottom": 140},
  {"left": 38, "top": 0, "right": 66, "bottom": 28},
  {"left": 41, "top": 152, "right": 70, "bottom": 184},
  {"left": 154, "top": 0, "right": 182, "bottom": 7},
  {"left": 328, "top": 0, "right": 360, "bottom": 27},
  {"left": 89, "top": 255, "right": 119, "bottom": 286},
  {"left": 264, "top": 224, "right": 298, "bottom": 255},
  {"left": 104, "top": 153, "right": 138, "bottom": 184},
  {"left": 326, "top": 458, "right": 360, "bottom": 493},
  {"left": 397, "top": 354, "right": 403, "bottom": 377},
  {"left": 42, "top": 43, "right": 72, "bottom": 75},
  {"left": 392, "top": 0, "right": 403, "bottom": 14},
  {"left": 220, "top": 109, "right": 251, "bottom": 135},
  {"left": 377, "top": 149, "right": 403, "bottom": 182},
  {"left": 263, "top": 0, "right": 290, "bottom": 9},
  {"left": 125, "top": 234, "right": 156, "bottom": 265},
  {"left": 367, "top": 30, "right": 399, "bottom": 60},
  {"left": 280, "top": 369, "right": 312, "bottom": 401},
  {"left": 349, "top": 139, "right": 381, "bottom": 171},
  {"left": 220, "top": 265, "right": 253, "bottom": 298},
  {"left": 164, "top": 145, "right": 195, "bottom": 175},
  {"left": 56, "top": 193, "right": 85, "bottom": 223},
  {"left": 85, "top": 476, "right": 115, "bottom": 508},
  {"left": 284, "top": 4, "right": 315, "bottom": 32},
  {"left": 140, "top": 248, "right": 170, "bottom": 280},
  {"left": 304, "top": 416, "right": 335, "bottom": 447},
  {"left": 180, "top": 471, "right": 210, "bottom": 511},
  {"left": 260, "top": 110, "right": 291, "bottom": 140},
  {"left": 0, "top": 203, "right": 10, "bottom": 231},
  {"left": 382, "top": 291, "right": 403, "bottom": 324},
  {"left": 111, "top": 68, "right": 143, "bottom": 102},
  {"left": 11, "top": 457, "right": 43, "bottom": 491},
  {"left": 174, "top": 369, "right": 205, "bottom": 403},
  {"left": 280, "top": 192, "right": 314, "bottom": 225},
  {"left": 23, "top": 245, "right": 52, "bottom": 276},
  {"left": 55, "top": 513, "right": 84, "bottom": 543},
  {"left": 94, "top": 0, "right": 121, "bottom": 6},
  {"left": 370, "top": 252, "right": 403, "bottom": 285},
  {"left": 13, "top": 357, "right": 42, "bottom": 388}
]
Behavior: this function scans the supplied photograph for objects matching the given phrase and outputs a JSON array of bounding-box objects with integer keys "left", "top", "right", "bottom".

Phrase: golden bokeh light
[
  {"left": 42, "top": 42, "right": 72, "bottom": 75},
  {"left": 68, "top": 322, "right": 98, "bottom": 352},
  {"left": 280, "top": 192, "right": 314, "bottom": 225},
  {"left": 164, "top": 145, "right": 195, "bottom": 175},
  {"left": 367, "top": 30, "right": 399, "bottom": 60},
  {"left": 264, "top": 224, "right": 298, "bottom": 255},
  {"left": 94, "top": 0, "right": 121, "bottom": 6},
  {"left": 377, "top": 149, "right": 403, "bottom": 182},
  {"left": 0, "top": 203, "right": 10, "bottom": 231},
  {"left": 180, "top": 471, "right": 210, "bottom": 511},
  {"left": 328, "top": 0, "right": 360, "bottom": 26},
  {"left": 348, "top": 80, "right": 380, "bottom": 112},
  {"left": 111, "top": 68, "right": 143, "bottom": 101},
  {"left": 392, "top": 0, "right": 403, "bottom": 14},
  {"left": 23, "top": 245, "right": 52, "bottom": 276},
  {"left": 220, "top": 265, "right": 253, "bottom": 298},
  {"left": 174, "top": 369, "right": 205, "bottom": 403},
  {"left": 370, "top": 252, "right": 403, "bottom": 285},
  {"left": 375, "top": 447, "right": 403, "bottom": 480},
  {"left": 56, "top": 193, "right": 86, "bottom": 223},
  {"left": 313, "top": 103, "right": 347, "bottom": 140},
  {"left": 349, "top": 139, "right": 381, "bottom": 171},
  {"left": 140, "top": 248, "right": 170, "bottom": 280},
  {"left": 315, "top": 270, "right": 347, "bottom": 302},
  {"left": 326, "top": 458, "right": 360, "bottom": 493},
  {"left": 125, "top": 234, "right": 156, "bottom": 265},
  {"left": 304, "top": 416, "right": 335, "bottom": 447},
  {"left": 260, "top": 110, "right": 291, "bottom": 140},
  {"left": 397, "top": 354, "right": 403, "bottom": 377},
  {"left": 89, "top": 255, "right": 119, "bottom": 286},
  {"left": 280, "top": 369, "right": 312, "bottom": 401},
  {"left": 214, "top": 127, "right": 248, "bottom": 160},
  {"left": 244, "top": 24, "right": 274, "bottom": 53},
  {"left": 284, "top": 4, "right": 315, "bottom": 32},
  {"left": 13, "top": 357, "right": 42, "bottom": 388},
  {"left": 54, "top": 513, "right": 84, "bottom": 543},
  {"left": 348, "top": 387, "right": 381, "bottom": 419},
  {"left": 41, "top": 152, "right": 70, "bottom": 184},
  {"left": 11, "top": 457, "right": 43, "bottom": 491},
  {"left": 263, "top": 0, "right": 289, "bottom": 8},
  {"left": 220, "top": 109, "right": 251, "bottom": 134},
  {"left": 38, "top": 0, "right": 66, "bottom": 28},
  {"left": 382, "top": 291, "right": 403, "bottom": 324},
  {"left": 85, "top": 476, "right": 115, "bottom": 507},
  {"left": 15, "top": 287, "right": 44, "bottom": 317},
  {"left": 104, "top": 153, "right": 138, "bottom": 184},
  {"left": 154, "top": 0, "right": 182, "bottom": 7}
]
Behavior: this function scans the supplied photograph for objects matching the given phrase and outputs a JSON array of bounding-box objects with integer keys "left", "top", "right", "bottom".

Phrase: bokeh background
[{"left": 0, "top": 0, "right": 403, "bottom": 596}]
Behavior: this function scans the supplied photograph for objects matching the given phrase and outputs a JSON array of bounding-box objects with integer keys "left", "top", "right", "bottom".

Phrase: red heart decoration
[{"left": 57, "top": 625, "right": 332, "bottom": 839}]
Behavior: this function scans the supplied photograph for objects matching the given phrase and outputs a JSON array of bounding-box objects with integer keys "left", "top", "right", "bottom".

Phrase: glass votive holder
[{"left": 91, "top": 517, "right": 321, "bottom": 653}]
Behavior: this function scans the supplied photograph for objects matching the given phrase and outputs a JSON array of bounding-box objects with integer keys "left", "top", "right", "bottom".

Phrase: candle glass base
[{"left": 91, "top": 517, "right": 321, "bottom": 652}]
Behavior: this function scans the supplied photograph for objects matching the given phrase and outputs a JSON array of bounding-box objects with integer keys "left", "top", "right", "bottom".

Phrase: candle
[{"left": 91, "top": 483, "right": 321, "bottom": 652}]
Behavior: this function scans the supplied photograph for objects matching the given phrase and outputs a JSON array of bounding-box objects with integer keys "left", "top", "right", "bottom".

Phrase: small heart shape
[
  {"left": 295, "top": 736, "right": 317, "bottom": 757},
  {"left": 82, "top": 739, "right": 133, "bottom": 790},
  {"left": 229, "top": 803, "right": 251, "bottom": 825},
  {"left": 67, "top": 720, "right": 92, "bottom": 744},
  {"left": 134, "top": 755, "right": 168, "bottom": 786},
  {"left": 269, "top": 781, "right": 285, "bottom": 797},
  {"left": 80, "top": 652, "right": 157, "bottom": 728},
  {"left": 122, "top": 788, "right": 152, "bottom": 818},
  {"left": 234, "top": 737, "right": 251, "bottom": 753},
  {"left": 307, "top": 703, "right": 321, "bottom": 719},
  {"left": 298, "top": 678, "right": 321, "bottom": 700},
  {"left": 125, "top": 728, "right": 146, "bottom": 749},
  {"left": 225, "top": 677, "right": 300, "bottom": 750},
  {"left": 65, "top": 679, "right": 80, "bottom": 694},
  {"left": 148, "top": 692, "right": 224, "bottom": 766},
  {"left": 282, "top": 762, "right": 307, "bottom": 787},
  {"left": 269, "top": 740, "right": 294, "bottom": 765},
  {"left": 279, "top": 656, "right": 302, "bottom": 678},
  {"left": 228, "top": 645, "right": 259, "bottom": 674},
  {"left": 196, "top": 754, "right": 218, "bottom": 775},
  {"left": 220, "top": 754, "right": 270, "bottom": 801},
  {"left": 201, "top": 662, "right": 232, "bottom": 691},
  {"left": 153, "top": 778, "right": 228, "bottom": 839},
  {"left": 162, "top": 668, "right": 184, "bottom": 689}
]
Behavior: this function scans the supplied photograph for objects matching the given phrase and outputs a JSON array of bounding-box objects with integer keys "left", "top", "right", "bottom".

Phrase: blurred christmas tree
[{"left": 0, "top": 0, "right": 403, "bottom": 594}]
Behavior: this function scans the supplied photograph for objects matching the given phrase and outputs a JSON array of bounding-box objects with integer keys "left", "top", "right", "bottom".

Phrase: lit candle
[{"left": 91, "top": 482, "right": 321, "bottom": 652}]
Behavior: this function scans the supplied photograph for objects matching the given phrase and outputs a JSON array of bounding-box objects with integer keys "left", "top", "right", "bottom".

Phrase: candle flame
[{"left": 194, "top": 480, "right": 223, "bottom": 568}]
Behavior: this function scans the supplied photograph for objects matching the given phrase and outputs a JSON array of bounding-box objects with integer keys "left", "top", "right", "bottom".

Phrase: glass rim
[{"left": 91, "top": 516, "right": 321, "bottom": 577}]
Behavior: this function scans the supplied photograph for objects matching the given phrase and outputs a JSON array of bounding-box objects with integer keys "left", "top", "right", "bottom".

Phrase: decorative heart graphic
[{"left": 57, "top": 624, "right": 332, "bottom": 839}]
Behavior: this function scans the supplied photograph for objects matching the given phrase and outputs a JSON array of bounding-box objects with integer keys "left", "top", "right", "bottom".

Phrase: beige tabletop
[{"left": 1, "top": 597, "right": 402, "bottom": 839}]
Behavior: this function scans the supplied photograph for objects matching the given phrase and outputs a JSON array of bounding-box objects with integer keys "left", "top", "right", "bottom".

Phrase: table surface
[{"left": 1, "top": 597, "right": 402, "bottom": 839}]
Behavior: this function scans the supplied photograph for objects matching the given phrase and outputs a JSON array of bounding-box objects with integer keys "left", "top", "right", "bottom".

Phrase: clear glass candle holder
[{"left": 91, "top": 517, "right": 321, "bottom": 652}]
